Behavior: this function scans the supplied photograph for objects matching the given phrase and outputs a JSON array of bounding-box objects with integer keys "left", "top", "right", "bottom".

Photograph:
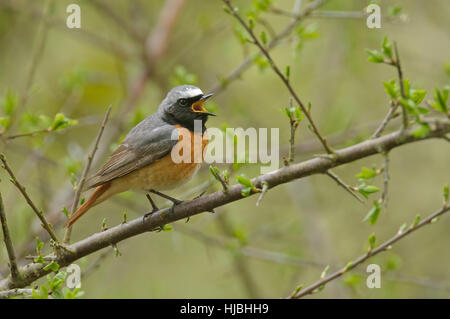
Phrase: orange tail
[{"left": 64, "top": 183, "right": 110, "bottom": 228}]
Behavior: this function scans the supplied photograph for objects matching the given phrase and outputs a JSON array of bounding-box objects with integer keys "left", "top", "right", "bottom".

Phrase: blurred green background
[{"left": 0, "top": 0, "right": 449, "bottom": 298}]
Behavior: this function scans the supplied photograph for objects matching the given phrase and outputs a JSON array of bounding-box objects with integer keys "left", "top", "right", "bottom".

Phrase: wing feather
[{"left": 85, "top": 123, "right": 178, "bottom": 189}]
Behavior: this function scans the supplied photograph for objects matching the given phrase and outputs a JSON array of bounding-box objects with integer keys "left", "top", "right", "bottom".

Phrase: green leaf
[
  {"left": 410, "top": 89, "right": 427, "bottom": 104},
  {"left": 241, "top": 186, "right": 252, "bottom": 197},
  {"left": 358, "top": 184, "right": 379, "bottom": 199},
  {"left": 430, "top": 88, "right": 448, "bottom": 113},
  {"left": 236, "top": 175, "right": 253, "bottom": 188},
  {"left": 365, "top": 49, "right": 384, "bottom": 63},
  {"left": 285, "top": 65, "right": 290, "bottom": 80},
  {"left": 62, "top": 207, "right": 69, "bottom": 218},
  {"left": 368, "top": 233, "right": 376, "bottom": 250},
  {"left": 444, "top": 184, "right": 449, "bottom": 204},
  {"left": 35, "top": 237, "right": 44, "bottom": 253},
  {"left": 260, "top": 31, "right": 267, "bottom": 45},
  {"left": 412, "top": 214, "right": 421, "bottom": 228},
  {"left": 161, "top": 224, "right": 173, "bottom": 232},
  {"left": 383, "top": 79, "right": 399, "bottom": 99},
  {"left": 403, "top": 79, "right": 411, "bottom": 98},
  {"left": 253, "top": 56, "right": 269, "bottom": 71},
  {"left": 43, "top": 262, "right": 60, "bottom": 272},
  {"left": 398, "top": 223, "right": 407, "bottom": 234},
  {"left": 344, "top": 262, "right": 353, "bottom": 272},
  {"left": 381, "top": 36, "right": 392, "bottom": 59},
  {"left": 320, "top": 265, "right": 330, "bottom": 279},
  {"left": 363, "top": 200, "right": 381, "bottom": 225},
  {"left": 412, "top": 123, "right": 430, "bottom": 138},
  {"left": 356, "top": 167, "right": 377, "bottom": 180},
  {"left": 50, "top": 113, "right": 78, "bottom": 131},
  {"left": 34, "top": 255, "right": 45, "bottom": 264}
]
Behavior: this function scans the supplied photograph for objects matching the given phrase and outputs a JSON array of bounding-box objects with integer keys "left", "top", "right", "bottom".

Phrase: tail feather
[{"left": 64, "top": 183, "right": 110, "bottom": 228}]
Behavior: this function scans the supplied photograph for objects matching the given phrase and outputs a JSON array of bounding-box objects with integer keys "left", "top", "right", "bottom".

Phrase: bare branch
[
  {"left": 290, "top": 204, "right": 450, "bottom": 298},
  {"left": 0, "top": 192, "right": 21, "bottom": 284},
  {"left": 393, "top": 42, "right": 409, "bottom": 129},
  {"left": 0, "top": 155, "right": 59, "bottom": 243}
]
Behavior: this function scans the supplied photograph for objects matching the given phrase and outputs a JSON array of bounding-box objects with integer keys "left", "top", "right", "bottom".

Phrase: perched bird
[{"left": 64, "top": 85, "right": 215, "bottom": 227}]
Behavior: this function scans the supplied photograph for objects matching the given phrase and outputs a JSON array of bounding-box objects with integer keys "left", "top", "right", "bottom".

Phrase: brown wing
[{"left": 85, "top": 123, "right": 178, "bottom": 189}]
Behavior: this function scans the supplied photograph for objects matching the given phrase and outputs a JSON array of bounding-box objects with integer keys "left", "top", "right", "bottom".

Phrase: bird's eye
[{"left": 179, "top": 98, "right": 188, "bottom": 106}]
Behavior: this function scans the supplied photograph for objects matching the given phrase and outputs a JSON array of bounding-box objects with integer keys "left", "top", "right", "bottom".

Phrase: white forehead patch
[{"left": 180, "top": 87, "right": 203, "bottom": 98}]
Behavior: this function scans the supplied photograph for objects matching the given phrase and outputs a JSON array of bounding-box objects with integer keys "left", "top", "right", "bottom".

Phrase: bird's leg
[
  {"left": 143, "top": 193, "right": 160, "bottom": 222},
  {"left": 149, "top": 189, "right": 183, "bottom": 205}
]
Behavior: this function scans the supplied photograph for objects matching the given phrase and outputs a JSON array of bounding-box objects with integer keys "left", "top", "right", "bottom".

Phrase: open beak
[{"left": 191, "top": 93, "right": 216, "bottom": 116}]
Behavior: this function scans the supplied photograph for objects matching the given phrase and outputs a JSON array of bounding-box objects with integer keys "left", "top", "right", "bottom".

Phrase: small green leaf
[
  {"left": 363, "top": 200, "right": 381, "bottom": 225},
  {"left": 35, "top": 237, "right": 44, "bottom": 253},
  {"left": 161, "top": 224, "right": 173, "bottom": 232},
  {"left": 260, "top": 31, "right": 267, "bottom": 45},
  {"left": 241, "top": 186, "right": 252, "bottom": 197},
  {"left": 398, "top": 223, "right": 407, "bottom": 234},
  {"left": 412, "top": 214, "right": 421, "bottom": 228},
  {"left": 410, "top": 89, "right": 427, "bottom": 104},
  {"left": 368, "top": 233, "right": 376, "bottom": 250},
  {"left": 412, "top": 123, "right": 430, "bottom": 138},
  {"left": 344, "top": 262, "right": 353, "bottom": 272},
  {"left": 365, "top": 49, "right": 384, "bottom": 63},
  {"left": 383, "top": 79, "right": 399, "bottom": 99},
  {"left": 50, "top": 113, "right": 78, "bottom": 131},
  {"left": 43, "top": 262, "right": 60, "bottom": 272},
  {"left": 236, "top": 175, "right": 253, "bottom": 188},
  {"left": 443, "top": 184, "right": 449, "bottom": 205},
  {"left": 320, "top": 265, "right": 330, "bottom": 279},
  {"left": 285, "top": 65, "right": 290, "bottom": 80},
  {"left": 358, "top": 184, "right": 379, "bottom": 198},
  {"left": 61, "top": 207, "right": 69, "bottom": 218},
  {"left": 356, "top": 167, "right": 377, "bottom": 180},
  {"left": 381, "top": 36, "right": 392, "bottom": 59},
  {"left": 293, "top": 284, "right": 303, "bottom": 295}
]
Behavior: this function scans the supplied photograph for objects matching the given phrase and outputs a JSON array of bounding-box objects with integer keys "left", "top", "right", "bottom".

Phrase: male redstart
[{"left": 64, "top": 85, "right": 215, "bottom": 227}]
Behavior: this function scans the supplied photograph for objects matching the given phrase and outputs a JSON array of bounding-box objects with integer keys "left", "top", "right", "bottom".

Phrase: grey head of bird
[{"left": 158, "top": 85, "right": 215, "bottom": 130}]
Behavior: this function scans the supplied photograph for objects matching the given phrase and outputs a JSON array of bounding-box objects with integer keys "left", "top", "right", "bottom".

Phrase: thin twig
[
  {"left": 0, "top": 155, "right": 59, "bottom": 243},
  {"left": 0, "top": 192, "right": 21, "bottom": 284},
  {"left": 393, "top": 42, "right": 409, "bottom": 129},
  {"left": 326, "top": 170, "right": 364, "bottom": 203},
  {"left": 223, "top": 0, "right": 333, "bottom": 154},
  {"left": 381, "top": 152, "right": 390, "bottom": 211},
  {"left": 290, "top": 204, "right": 450, "bottom": 298},
  {"left": 63, "top": 105, "right": 112, "bottom": 244},
  {"left": 256, "top": 182, "right": 269, "bottom": 206},
  {"left": 371, "top": 102, "right": 400, "bottom": 138}
]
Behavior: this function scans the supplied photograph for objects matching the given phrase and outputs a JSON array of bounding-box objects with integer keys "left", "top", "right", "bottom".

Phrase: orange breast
[{"left": 116, "top": 126, "right": 208, "bottom": 192}]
